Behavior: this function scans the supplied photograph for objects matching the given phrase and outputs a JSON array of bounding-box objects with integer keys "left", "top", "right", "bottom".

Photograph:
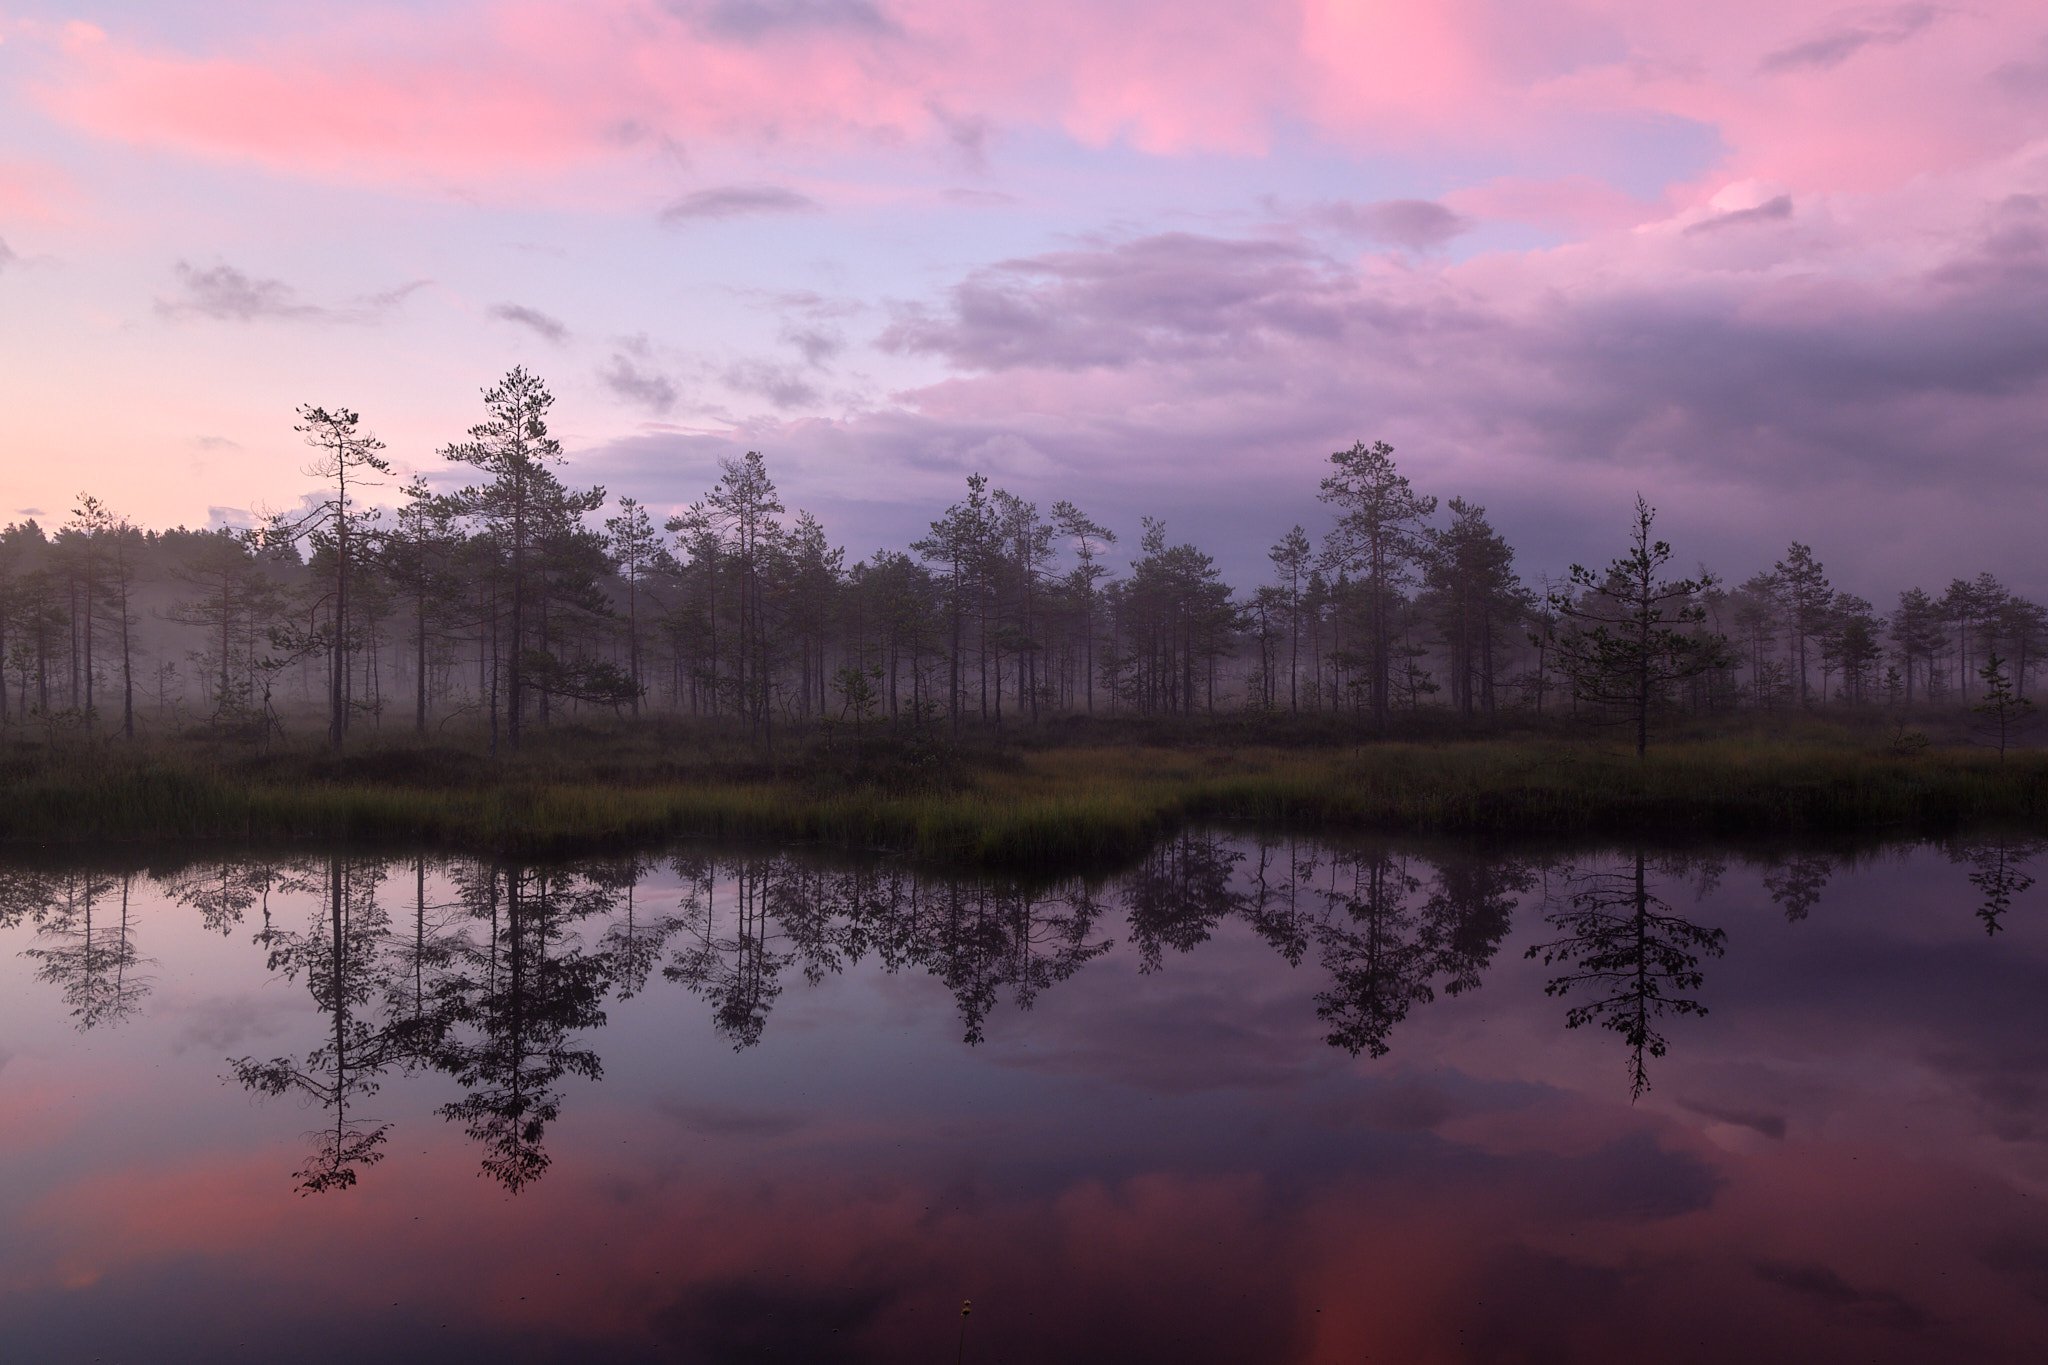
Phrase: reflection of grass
[{"left": 4, "top": 730, "right": 2044, "bottom": 866}]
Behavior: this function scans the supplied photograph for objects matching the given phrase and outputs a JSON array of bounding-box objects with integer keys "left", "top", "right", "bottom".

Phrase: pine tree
[
  {"left": 1550, "top": 497, "right": 1720, "bottom": 758},
  {"left": 1317, "top": 440, "right": 1435, "bottom": 729},
  {"left": 1972, "top": 653, "right": 2036, "bottom": 760}
]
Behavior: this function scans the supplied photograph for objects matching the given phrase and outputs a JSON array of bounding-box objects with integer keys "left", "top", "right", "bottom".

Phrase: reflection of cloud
[
  {"left": 1926, "top": 1043, "right": 2048, "bottom": 1143},
  {"left": 1678, "top": 1097, "right": 1787, "bottom": 1139},
  {"left": 167, "top": 993, "right": 294, "bottom": 1056},
  {"left": 11, "top": 844, "right": 2048, "bottom": 1360},
  {"left": 650, "top": 1279, "right": 896, "bottom": 1357},
  {"left": 654, "top": 1100, "right": 811, "bottom": 1138},
  {"left": 1752, "top": 1260, "right": 1930, "bottom": 1332}
]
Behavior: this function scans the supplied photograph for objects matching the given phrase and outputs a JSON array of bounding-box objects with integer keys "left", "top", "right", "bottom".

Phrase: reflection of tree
[
  {"left": 1241, "top": 837, "right": 1311, "bottom": 966},
  {"left": 1123, "top": 832, "right": 1245, "bottom": 973},
  {"left": 880, "top": 874, "right": 1111, "bottom": 1045},
  {"left": 1235, "top": 839, "right": 1531, "bottom": 1059},
  {"left": 1422, "top": 853, "right": 1531, "bottom": 998},
  {"left": 231, "top": 856, "right": 420, "bottom": 1193},
  {"left": 1310, "top": 852, "right": 1432, "bottom": 1058},
  {"left": 433, "top": 864, "right": 613, "bottom": 1191},
  {"left": 387, "top": 855, "right": 470, "bottom": 1027},
  {"left": 665, "top": 855, "right": 795, "bottom": 1049},
  {"left": 158, "top": 860, "right": 282, "bottom": 935},
  {"left": 1526, "top": 851, "right": 1726, "bottom": 1099},
  {"left": 1762, "top": 855, "right": 1834, "bottom": 923},
  {"left": 594, "top": 857, "right": 679, "bottom": 1000},
  {"left": 661, "top": 853, "right": 1111, "bottom": 1047},
  {"left": 1949, "top": 837, "right": 2044, "bottom": 936},
  {"left": 21, "top": 871, "right": 152, "bottom": 1029},
  {"left": 0, "top": 867, "right": 61, "bottom": 932}
]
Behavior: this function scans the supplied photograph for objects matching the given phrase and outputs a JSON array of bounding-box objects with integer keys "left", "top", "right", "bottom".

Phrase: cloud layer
[{"left": 3, "top": 0, "right": 2046, "bottom": 594}]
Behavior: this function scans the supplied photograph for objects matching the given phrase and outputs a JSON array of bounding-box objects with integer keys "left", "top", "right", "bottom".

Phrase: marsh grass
[{"left": 4, "top": 717, "right": 2043, "bottom": 868}]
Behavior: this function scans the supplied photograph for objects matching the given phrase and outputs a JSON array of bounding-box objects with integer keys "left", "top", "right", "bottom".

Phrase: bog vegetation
[{"left": 2, "top": 366, "right": 2043, "bottom": 854}]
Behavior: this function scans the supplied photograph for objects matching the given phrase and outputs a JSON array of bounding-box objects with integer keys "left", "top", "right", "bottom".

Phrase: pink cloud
[
  {"left": 24, "top": 1, "right": 2044, "bottom": 205},
  {"left": 1443, "top": 174, "right": 1662, "bottom": 234},
  {"left": 0, "top": 159, "right": 78, "bottom": 224}
]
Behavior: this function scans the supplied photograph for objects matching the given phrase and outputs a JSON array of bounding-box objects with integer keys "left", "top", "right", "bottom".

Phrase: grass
[{"left": 2, "top": 718, "right": 2044, "bottom": 868}]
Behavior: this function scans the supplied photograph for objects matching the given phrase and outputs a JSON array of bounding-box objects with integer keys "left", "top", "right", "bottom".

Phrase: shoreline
[{"left": 5, "top": 733, "right": 2044, "bottom": 867}]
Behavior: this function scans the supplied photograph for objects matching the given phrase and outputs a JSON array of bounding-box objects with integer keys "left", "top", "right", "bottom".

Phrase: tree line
[{"left": 3, "top": 367, "right": 2041, "bottom": 752}]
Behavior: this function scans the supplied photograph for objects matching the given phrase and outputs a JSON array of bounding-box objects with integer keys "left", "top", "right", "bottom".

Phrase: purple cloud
[
  {"left": 582, "top": 209, "right": 2048, "bottom": 599},
  {"left": 156, "top": 262, "right": 425, "bottom": 324},
  {"left": 601, "top": 352, "right": 680, "bottom": 414},
  {"left": 1683, "top": 195, "right": 1794, "bottom": 234},
  {"left": 880, "top": 234, "right": 1369, "bottom": 371},
  {"left": 724, "top": 358, "right": 821, "bottom": 408},
  {"left": 1759, "top": 4, "right": 1945, "bottom": 73},
  {"left": 1309, "top": 199, "right": 1474, "bottom": 250},
  {"left": 488, "top": 302, "right": 570, "bottom": 344},
  {"left": 660, "top": 185, "right": 821, "bottom": 224},
  {"left": 677, "top": 0, "right": 897, "bottom": 42},
  {"left": 157, "top": 262, "right": 321, "bottom": 321}
]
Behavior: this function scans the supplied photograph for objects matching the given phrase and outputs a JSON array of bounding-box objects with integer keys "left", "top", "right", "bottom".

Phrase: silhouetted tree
[
  {"left": 1550, "top": 497, "right": 1721, "bottom": 757},
  {"left": 1422, "top": 498, "right": 1524, "bottom": 720},
  {"left": 1972, "top": 653, "right": 2036, "bottom": 759},
  {"left": 1773, "top": 542, "right": 1833, "bottom": 704},
  {"left": 442, "top": 368, "right": 603, "bottom": 751},
  {"left": 1318, "top": 440, "right": 1436, "bottom": 728}
]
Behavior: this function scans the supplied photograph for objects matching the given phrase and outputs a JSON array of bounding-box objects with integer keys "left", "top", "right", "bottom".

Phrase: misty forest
[{"left": 3, "top": 366, "right": 2038, "bottom": 760}]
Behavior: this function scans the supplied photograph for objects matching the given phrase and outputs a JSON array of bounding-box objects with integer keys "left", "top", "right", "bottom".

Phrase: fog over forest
[{"left": 4, "top": 367, "right": 2040, "bottom": 750}]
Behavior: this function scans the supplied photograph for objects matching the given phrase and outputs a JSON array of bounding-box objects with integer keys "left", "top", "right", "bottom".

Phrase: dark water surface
[{"left": 4, "top": 833, "right": 2047, "bottom": 1363}]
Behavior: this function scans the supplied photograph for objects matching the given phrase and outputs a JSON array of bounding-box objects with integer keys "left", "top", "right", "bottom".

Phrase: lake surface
[{"left": 3, "top": 832, "right": 2047, "bottom": 1363}]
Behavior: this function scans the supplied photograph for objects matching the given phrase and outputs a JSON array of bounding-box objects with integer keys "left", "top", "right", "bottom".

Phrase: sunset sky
[{"left": 2, "top": 0, "right": 2045, "bottom": 589}]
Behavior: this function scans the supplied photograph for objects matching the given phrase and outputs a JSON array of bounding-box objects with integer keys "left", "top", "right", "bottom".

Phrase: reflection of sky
[{"left": 2, "top": 842, "right": 2046, "bottom": 1362}]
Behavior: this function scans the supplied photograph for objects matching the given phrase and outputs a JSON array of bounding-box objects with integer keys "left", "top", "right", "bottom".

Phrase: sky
[{"left": 1, "top": 0, "right": 2046, "bottom": 593}]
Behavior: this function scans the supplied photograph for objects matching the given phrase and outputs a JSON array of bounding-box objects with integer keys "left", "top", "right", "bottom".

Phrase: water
[{"left": 2, "top": 832, "right": 2046, "bottom": 1363}]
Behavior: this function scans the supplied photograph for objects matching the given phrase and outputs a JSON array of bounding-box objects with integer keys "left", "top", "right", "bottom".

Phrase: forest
[{"left": 2, "top": 366, "right": 2041, "bottom": 784}]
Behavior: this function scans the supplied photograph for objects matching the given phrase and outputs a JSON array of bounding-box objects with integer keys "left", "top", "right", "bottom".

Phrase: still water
[{"left": 2, "top": 832, "right": 2046, "bottom": 1363}]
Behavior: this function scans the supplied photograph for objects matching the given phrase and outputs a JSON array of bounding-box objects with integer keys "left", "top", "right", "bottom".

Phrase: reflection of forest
[
  {"left": 6, "top": 833, "right": 2034, "bottom": 1191},
  {"left": 13, "top": 869, "right": 152, "bottom": 1030}
]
